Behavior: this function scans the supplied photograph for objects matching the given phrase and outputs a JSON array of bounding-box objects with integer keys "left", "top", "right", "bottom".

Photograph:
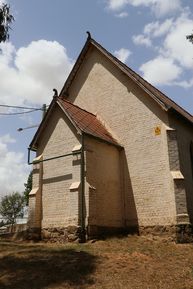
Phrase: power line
[
  {"left": 0, "top": 109, "right": 40, "bottom": 116},
  {"left": 0, "top": 104, "right": 43, "bottom": 110},
  {"left": 0, "top": 103, "right": 48, "bottom": 116}
]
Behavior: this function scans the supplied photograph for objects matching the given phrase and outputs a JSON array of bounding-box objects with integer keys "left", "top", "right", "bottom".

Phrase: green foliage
[
  {"left": 0, "top": 192, "right": 25, "bottom": 227},
  {"left": 24, "top": 171, "right": 32, "bottom": 205},
  {"left": 0, "top": 220, "right": 5, "bottom": 227},
  {"left": 0, "top": 3, "right": 14, "bottom": 43},
  {"left": 187, "top": 33, "right": 193, "bottom": 44}
]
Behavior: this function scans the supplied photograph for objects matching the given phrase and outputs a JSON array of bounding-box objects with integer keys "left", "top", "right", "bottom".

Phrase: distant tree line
[
  {"left": 0, "top": 192, "right": 25, "bottom": 231},
  {"left": 0, "top": 171, "right": 32, "bottom": 230}
]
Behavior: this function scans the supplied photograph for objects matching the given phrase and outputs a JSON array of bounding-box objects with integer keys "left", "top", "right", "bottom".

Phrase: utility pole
[
  {"left": 17, "top": 104, "right": 47, "bottom": 132},
  {"left": 42, "top": 104, "right": 47, "bottom": 119}
]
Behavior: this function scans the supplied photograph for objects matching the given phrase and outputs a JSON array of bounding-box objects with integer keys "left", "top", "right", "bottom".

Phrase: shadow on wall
[
  {"left": 0, "top": 242, "right": 97, "bottom": 289},
  {"left": 42, "top": 173, "right": 73, "bottom": 184},
  {"left": 121, "top": 150, "right": 139, "bottom": 232}
]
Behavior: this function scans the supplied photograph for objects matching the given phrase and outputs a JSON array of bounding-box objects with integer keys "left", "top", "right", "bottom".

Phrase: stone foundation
[
  {"left": 139, "top": 224, "right": 193, "bottom": 243},
  {"left": 88, "top": 225, "right": 136, "bottom": 239},
  {"left": 41, "top": 226, "right": 81, "bottom": 243},
  {"left": 27, "top": 227, "right": 41, "bottom": 241},
  {"left": 176, "top": 224, "right": 193, "bottom": 243},
  {"left": 27, "top": 224, "right": 193, "bottom": 243},
  {"left": 88, "top": 224, "right": 193, "bottom": 243}
]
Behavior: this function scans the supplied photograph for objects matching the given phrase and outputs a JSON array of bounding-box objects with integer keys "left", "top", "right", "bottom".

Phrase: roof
[
  {"left": 60, "top": 36, "right": 193, "bottom": 125},
  {"left": 57, "top": 98, "right": 120, "bottom": 146},
  {"left": 29, "top": 98, "right": 120, "bottom": 150},
  {"left": 30, "top": 36, "right": 193, "bottom": 150}
]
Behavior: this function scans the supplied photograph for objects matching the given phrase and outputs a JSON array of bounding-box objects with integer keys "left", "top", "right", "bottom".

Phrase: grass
[{"left": 0, "top": 235, "right": 193, "bottom": 288}]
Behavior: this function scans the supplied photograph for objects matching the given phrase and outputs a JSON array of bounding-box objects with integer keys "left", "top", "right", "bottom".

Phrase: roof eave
[
  {"left": 168, "top": 107, "right": 193, "bottom": 125},
  {"left": 58, "top": 100, "right": 121, "bottom": 146},
  {"left": 57, "top": 100, "right": 82, "bottom": 134},
  {"left": 90, "top": 40, "right": 168, "bottom": 112},
  {"left": 59, "top": 38, "right": 168, "bottom": 112},
  {"left": 59, "top": 37, "right": 91, "bottom": 97},
  {"left": 29, "top": 99, "right": 82, "bottom": 150},
  {"left": 59, "top": 37, "right": 193, "bottom": 125}
]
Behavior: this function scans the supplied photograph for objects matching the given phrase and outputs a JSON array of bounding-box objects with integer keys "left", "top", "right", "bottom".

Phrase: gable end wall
[
  {"left": 65, "top": 48, "right": 179, "bottom": 227},
  {"left": 36, "top": 105, "right": 81, "bottom": 228}
]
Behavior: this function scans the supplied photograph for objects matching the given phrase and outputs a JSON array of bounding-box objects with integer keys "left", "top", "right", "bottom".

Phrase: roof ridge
[{"left": 58, "top": 97, "right": 97, "bottom": 117}]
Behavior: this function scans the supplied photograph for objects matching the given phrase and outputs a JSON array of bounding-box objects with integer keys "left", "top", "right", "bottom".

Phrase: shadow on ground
[{"left": 0, "top": 242, "right": 97, "bottom": 289}]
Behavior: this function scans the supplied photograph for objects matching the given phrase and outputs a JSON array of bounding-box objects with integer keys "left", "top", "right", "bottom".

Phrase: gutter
[{"left": 27, "top": 147, "right": 81, "bottom": 165}]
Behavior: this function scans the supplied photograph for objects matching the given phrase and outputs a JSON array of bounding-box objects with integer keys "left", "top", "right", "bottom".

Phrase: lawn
[{"left": 0, "top": 235, "right": 193, "bottom": 289}]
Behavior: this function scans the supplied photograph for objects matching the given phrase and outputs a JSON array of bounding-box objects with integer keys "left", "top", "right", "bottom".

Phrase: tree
[
  {"left": 187, "top": 32, "right": 193, "bottom": 44},
  {"left": 0, "top": 220, "right": 5, "bottom": 227},
  {"left": 0, "top": 192, "right": 25, "bottom": 231},
  {"left": 23, "top": 171, "right": 32, "bottom": 205},
  {"left": 0, "top": 3, "right": 14, "bottom": 43}
]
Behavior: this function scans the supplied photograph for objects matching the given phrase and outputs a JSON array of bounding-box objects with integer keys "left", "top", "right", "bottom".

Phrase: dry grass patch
[{"left": 0, "top": 235, "right": 193, "bottom": 288}]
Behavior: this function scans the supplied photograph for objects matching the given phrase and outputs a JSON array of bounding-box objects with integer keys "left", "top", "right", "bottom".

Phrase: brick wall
[
  {"left": 168, "top": 113, "right": 193, "bottom": 223},
  {"left": 28, "top": 157, "right": 43, "bottom": 229},
  {"left": 36, "top": 105, "right": 81, "bottom": 229},
  {"left": 85, "top": 136, "right": 123, "bottom": 228},
  {"left": 65, "top": 48, "right": 180, "bottom": 227}
]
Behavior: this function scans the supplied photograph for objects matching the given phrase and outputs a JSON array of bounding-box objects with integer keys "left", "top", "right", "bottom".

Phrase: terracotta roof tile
[{"left": 58, "top": 98, "right": 120, "bottom": 146}]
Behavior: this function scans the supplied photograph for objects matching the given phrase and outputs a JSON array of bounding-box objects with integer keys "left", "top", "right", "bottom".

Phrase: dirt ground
[{"left": 0, "top": 235, "right": 193, "bottom": 289}]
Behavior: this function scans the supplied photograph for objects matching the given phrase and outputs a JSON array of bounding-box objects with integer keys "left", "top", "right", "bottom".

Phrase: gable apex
[
  {"left": 60, "top": 37, "right": 193, "bottom": 125},
  {"left": 29, "top": 98, "right": 120, "bottom": 150}
]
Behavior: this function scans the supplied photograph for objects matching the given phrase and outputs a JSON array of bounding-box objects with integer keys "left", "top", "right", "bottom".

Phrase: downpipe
[{"left": 79, "top": 133, "right": 86, "bottom": 243}]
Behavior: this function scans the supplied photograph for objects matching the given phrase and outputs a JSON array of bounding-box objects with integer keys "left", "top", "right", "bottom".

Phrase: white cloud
[
  {"left": 114, "top": 48, "right": 131, "bottom": 63},
  {"left": 139, "top": 56, "right": 182, "bottom": 85},
  {"left": 0, "top": 40, "right": 74, "bottom": 107},
  {"left": 135, "top": 12, "right": 193, "bottom": 87},
  {"left": 163, "top": 13, "right": 193, "bottom": 69},
  {"left": 132, "top": 34, "right": 152, "bottom": 47},
  {"left": 107, "top": 0, "right": 182, "bottom": 17},
  {"left": 150, "top": 1, "right": 182, "bottom": 18},
  {"left": 0, "top": 40, "right": 73, "bottom": 199},
  {"left": 173, "top": 78, "right": 193, "bottom": 89},
  {"left": 0, "top": 135, "right": 29, "bottom": 197},
  {"left": 0, "top": 134, "right": 16, "bottom": 144},
  {"left": 144, "top": 18, "right": 173, "bottom": 38},
  {"left": 115, "top": 12, "right": 128, "bottom": 18},
  {"left": 107, "top": 0, "right": 128, "bottom": 11}
]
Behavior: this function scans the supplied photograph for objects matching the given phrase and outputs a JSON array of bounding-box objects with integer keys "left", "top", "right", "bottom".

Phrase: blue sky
[{"left": 0, "top": 0, "right": 193, "bottom": 196}]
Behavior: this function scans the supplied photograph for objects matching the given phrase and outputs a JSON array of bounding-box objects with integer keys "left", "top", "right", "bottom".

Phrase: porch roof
[{"left": 58, "top": 98, "right": 120, "bottom": 147}]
